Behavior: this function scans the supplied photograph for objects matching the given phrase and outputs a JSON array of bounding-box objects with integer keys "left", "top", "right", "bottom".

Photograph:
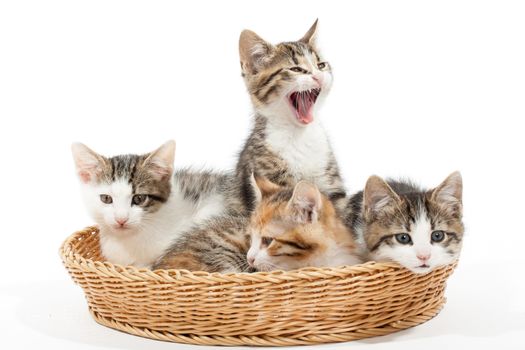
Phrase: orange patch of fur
[
  {"left": 154, "top": 253, "right": 208, "bottom": 272},
  {"left": 252, "top": 194, "right": 357, "bottom": 263}
]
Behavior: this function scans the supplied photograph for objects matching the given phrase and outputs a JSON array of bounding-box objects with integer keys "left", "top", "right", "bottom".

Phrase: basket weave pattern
[{"left": 60, "top": 226, "right": 457, "bottom": 346}]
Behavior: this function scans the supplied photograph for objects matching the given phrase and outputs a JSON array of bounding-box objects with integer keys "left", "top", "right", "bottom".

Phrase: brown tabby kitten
[
  {"left": 235, "top": 20, "right": 347, "bottom": 213},
  {"left": 346, "top": 172, "right": 464, "bottom": 274},
  {"left": 153, "top": 177, "right": 361, "bottom": 273}
]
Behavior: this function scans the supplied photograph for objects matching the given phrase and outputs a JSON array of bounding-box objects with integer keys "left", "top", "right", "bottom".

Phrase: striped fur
[
  {"left": 346, "top": 172, "right": 464, "bottom": 274},
  {"left": 152, "top": 215, "right": 252, "bottom": 273},
  {"left": 153, "top": 178, "right": 361, "bottom": 273},
  {"left": 154, "top": 21, "right": 350, "bottom": 273}
]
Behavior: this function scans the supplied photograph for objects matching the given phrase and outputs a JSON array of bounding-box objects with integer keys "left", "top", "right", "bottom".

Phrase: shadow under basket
[{"left": 60, "top": 226, "right": 457, "bottom": 347}]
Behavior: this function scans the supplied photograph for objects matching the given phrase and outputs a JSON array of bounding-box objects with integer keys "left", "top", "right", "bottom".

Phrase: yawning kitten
[
  {"left": 71, "top": 141, "right": 240, "bottom": 268},
  {"left": 347, "top": 172, "right": 464, "bottom": 274},
  {"left": 153, "top": 177, "right": 361, "bottom": 273},
  {"left": 236, "top": 20, "right": 347, "bottom": 213},
  {"left": 247, "top": 178, "right": 362, "bottom": 272}
]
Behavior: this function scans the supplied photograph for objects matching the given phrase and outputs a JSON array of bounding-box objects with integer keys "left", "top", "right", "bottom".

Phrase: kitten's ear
[
  {"left": 251, "top": 174, "right": 281, "bottom": 204},
  {"left": 431, "top": 171, "right": 463, "bottom": 206},
  {"left": 299, "top": 19, "right": 318, "bottom": 47},
  {"left": 239, "top": 29, "right": 275, "bottom": 75},
  {"left": 288, "top": 181, "right": 322, "bottom": 224},
  {"left": 363, "top": 176, "right": 401, "bottom": 218},
  {"left": 71, "top": 143, "right": 107, "bottom": 184},
  {"left": 249, "top": 173, "right": 262, "bottom": 205},
  {"left": 143, "top": 140, "right": 176, "bottom": 180}
]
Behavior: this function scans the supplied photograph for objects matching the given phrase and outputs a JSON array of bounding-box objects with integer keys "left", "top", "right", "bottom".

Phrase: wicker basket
[{"left": 60, "top": 226, "right": 457, "bottom": 346}]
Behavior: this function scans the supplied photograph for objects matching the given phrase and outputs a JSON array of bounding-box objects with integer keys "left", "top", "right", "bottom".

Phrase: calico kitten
[
  {"left": 71, "top": 141, "right": 241, "bottom": 268},
  {"left": 247, "top": 179, "right": 362, "bottom": 272},
  {"left": 236, "top": 20, "right": 347, "bottom": 213},
  {"left": 347, "top": 172, "right": 464, "bottom": 274},
  {"left": 153, "top": 177, "right": 361, "bottom": 273}
]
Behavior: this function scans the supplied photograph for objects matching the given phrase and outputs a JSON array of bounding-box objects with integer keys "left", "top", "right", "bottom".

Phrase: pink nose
[
  {"left": 312, "top": 74, "right": 323, "bottom": 85},
  {"left": 417, "top": 253, "right": 431, "bottom": 261},
  {"left": 247, "top": 257, "right": 255, "bottom": 266},
  {"left": 115, "top": 218, "right": 128, "bottom": 226}
]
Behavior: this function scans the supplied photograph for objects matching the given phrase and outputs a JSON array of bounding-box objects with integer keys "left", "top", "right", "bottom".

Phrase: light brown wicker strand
[
  {"left": 60, "top": 226, "right": 457, "bottom": 346},
  {"left": 90, "top": 306, "right": 444, "bottom": 346}
]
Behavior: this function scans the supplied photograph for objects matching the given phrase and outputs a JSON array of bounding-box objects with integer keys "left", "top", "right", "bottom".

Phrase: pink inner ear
[
  {"left": 79, "top": 170, "right": 91, "bottom": 184},
  {"left": 149, "top": 164, "right": 171, "bottom": 181}
]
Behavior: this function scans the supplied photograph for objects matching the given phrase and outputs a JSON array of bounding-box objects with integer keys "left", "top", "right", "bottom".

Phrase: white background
[{"left": 1, "top": 0, "right": 524, "bottom": 349}]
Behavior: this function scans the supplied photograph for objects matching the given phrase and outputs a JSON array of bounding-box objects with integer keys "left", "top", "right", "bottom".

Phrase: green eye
[
  {"left": 99, "top": 194, "right": 112, "bottom": 204},
  {"left": 132, "top": 194, "right": 148, "bottom": 206},
  {"left": 261, "top": 237, "right": 274, "bottom": 246},
  {"left": 317, "top": 62, "right": 327, "bottom": 69},
  {"left": 290, "top": 66, "right": 306, "bottom": 73},
  {"left": 395, "top": 233, "right": 412, "bottom": 245},
  {"left": 431, "top": 230, "right": 446, "bottom": 242}
]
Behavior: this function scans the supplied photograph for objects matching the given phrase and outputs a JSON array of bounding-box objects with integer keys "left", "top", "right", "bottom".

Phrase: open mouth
[
  {"left": 288, "top": 88, "right": 321, "bottom": 124},
  {"left": 417, "top": 264, "right": 430, "bottom": 269}
]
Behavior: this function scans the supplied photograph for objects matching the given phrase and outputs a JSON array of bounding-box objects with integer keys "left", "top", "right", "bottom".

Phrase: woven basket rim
[
  {"left": 60, "top": 226, "right": 456, "bottom": 283},
  {"left": 60, "top": 226, "right": 458, "bottom": 346}
]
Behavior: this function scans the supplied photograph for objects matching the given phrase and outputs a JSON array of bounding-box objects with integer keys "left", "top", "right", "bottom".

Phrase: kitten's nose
[
  {"left": 247, "top": 257, "right": 255, "bottom": 266},
  {"left": 417, "top": 253, "right": 431, "bottom": 261},
  {"left": 312, "top": 74, "right": 323, "bottom": 86},
  {"left": 115, "top": 218, "right": 128, "bottom": 226}
]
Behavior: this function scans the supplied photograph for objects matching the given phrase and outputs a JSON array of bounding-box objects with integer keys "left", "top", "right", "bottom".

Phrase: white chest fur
[{"left": 265, "top": 118, "right": 331, "bottom": 187}]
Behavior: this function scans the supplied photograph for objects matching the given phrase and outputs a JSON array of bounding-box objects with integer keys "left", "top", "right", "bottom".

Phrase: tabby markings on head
[{"left": 358, "top": 172, "right": 464, "bottom": 274}]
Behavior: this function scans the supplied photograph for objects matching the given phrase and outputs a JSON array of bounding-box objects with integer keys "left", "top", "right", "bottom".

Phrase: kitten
[
  {"left": 346, "top": 172, "right": 464, "bottom": 274},
  {"left": 236, "top": 20, "right": 347, "bottom": 213},
  {"left": 71, "top": 140, "right": 241, "bottom": 268},
  {"left": 153, "top": 177, "right": 361, "bottom": 273},
  {"left": 247, "top": 178, "right": 362, "bottom": 272}
]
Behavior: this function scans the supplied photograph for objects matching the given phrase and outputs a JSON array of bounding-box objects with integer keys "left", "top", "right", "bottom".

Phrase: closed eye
[
  {"left": 274, "top": 238, "right": 311, "bottom": 250},
  {"left": 289, "top": 66, "right": 308, "bottom": 74},
  {"left": 272, "top": 252, "right": 302, "bottom": 257}
]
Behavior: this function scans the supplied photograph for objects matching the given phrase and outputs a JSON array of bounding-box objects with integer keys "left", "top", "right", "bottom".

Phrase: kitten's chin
[
  {"left": 103, "top": 224, "right": 138, "bottom": 236},
  {"left": 409, "top": 265, "right": 433, "bottom": 274}
]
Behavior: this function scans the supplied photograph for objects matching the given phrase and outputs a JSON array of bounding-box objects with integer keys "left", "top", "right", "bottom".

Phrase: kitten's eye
[
  {"left": 290, "top": 66, "right": 306, "bottom": 73},
  {"left": 317, "top": 62, "right": 327, "bottom": 69},
  {"left": 132, "top": 194, "right": 148, "bottom": 206},
  {"left": 395, "top": 233, "right": 412, "bottom": 245},
  {"left": 99, "top": 194, "right": 112, "bottom": 204},
  {"left": 431, "top": 230, "right": 446, "bottom": 242},
  {"left": 261, "top": 237, "right": 274, "bottom": 247}
]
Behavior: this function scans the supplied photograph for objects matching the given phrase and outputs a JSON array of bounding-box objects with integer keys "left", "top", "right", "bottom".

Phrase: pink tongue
[{"left": 296, "top": 94, "right": 314, "bottom": 124}]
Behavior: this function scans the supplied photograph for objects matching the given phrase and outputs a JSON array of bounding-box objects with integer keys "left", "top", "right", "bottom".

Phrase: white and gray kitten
[
  {"left": 346, "top": 172, "right": 464, "bottom": 274},
  {"left": 71, "top": 140, "right": 240, "bottom": 268}
]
